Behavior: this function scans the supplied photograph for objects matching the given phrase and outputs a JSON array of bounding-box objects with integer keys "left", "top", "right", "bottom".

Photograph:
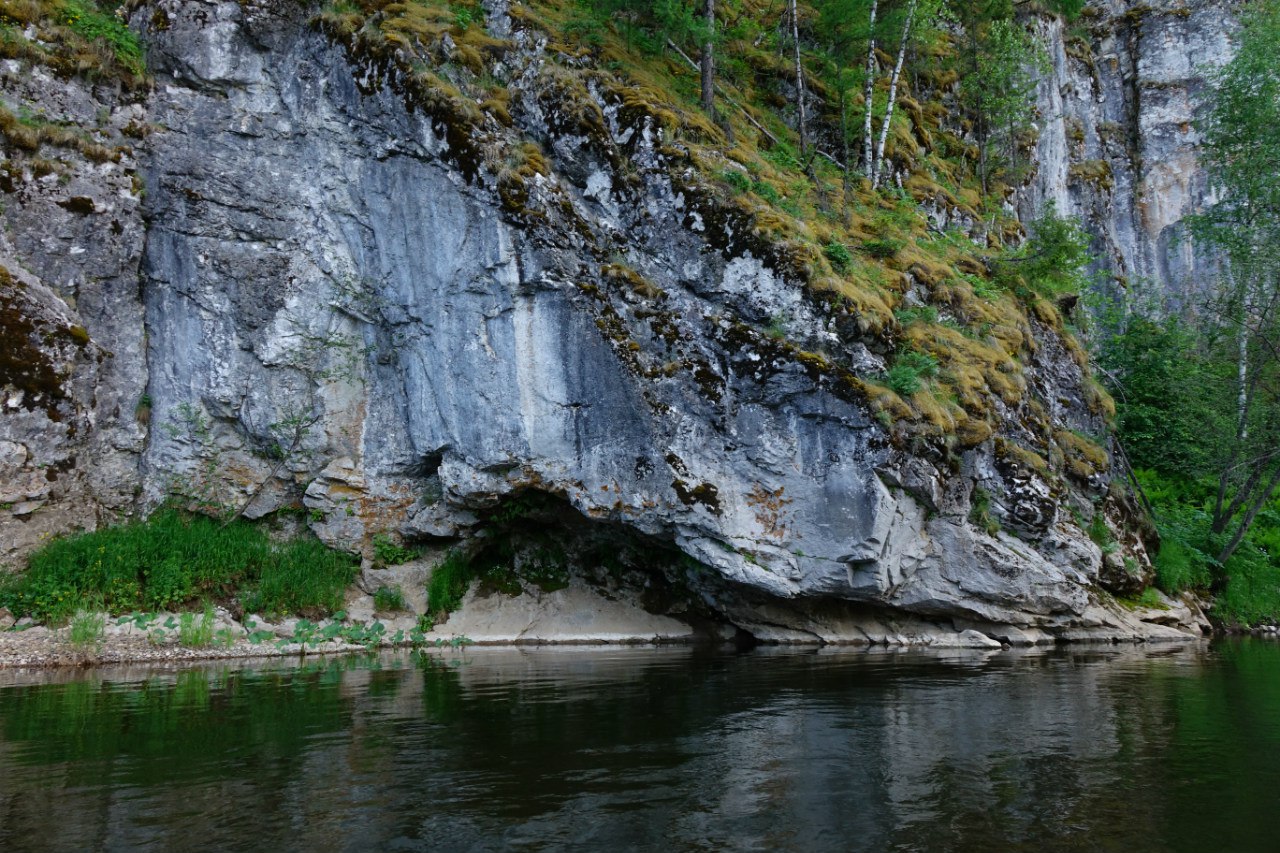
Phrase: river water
[{"left": 0, "top": 641, "right": 1277, "bottom": 852}]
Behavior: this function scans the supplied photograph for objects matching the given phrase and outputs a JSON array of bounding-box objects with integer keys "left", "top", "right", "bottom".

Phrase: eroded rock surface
[{"left": 0, "top": 0, "right": 1221, "bottom": 644}]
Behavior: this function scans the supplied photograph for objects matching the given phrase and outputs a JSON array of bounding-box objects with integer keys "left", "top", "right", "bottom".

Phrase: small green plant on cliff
[
  {"left": 823, "top": 240, "right": 853, "bottom": 274},
  {"left": 373, "top": 585, "right": 406, "bottom": 612},
  {"left": 59, "top": 0, "right": 145, "bottom": 76},
  {"left": 425, "top": 550, "right": 474, "bottom": 622},
  {"left": 1088, "top": 509, "right": 1117, "bottom": 554},
  {"left": 882, "top": 350, "right": 938, "bottom": 397},
  {"left": 373, "top": 533, "right": 417, "bottom": 566},
  {"left": 994, "top": 204, "right": 1092, "bottom": 298},
  {"left": 970, "top": 487, "right": 1000, "bottom": 537}
]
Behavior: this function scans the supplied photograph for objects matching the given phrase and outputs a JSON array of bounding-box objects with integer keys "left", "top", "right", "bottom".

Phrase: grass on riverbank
[{"left": 0, "top": 509, "right": 358, "bottom": 623}]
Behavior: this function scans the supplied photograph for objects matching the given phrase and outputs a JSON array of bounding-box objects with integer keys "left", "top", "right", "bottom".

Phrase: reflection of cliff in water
[{"left": 4, "top": 643, "right": 1278, "bottom": 852}]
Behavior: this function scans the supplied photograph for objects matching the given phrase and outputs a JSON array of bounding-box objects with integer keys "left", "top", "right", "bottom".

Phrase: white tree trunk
[
  {"left": 789, "top": 0, "right": 807, "bottom": 155},
  {"left": 861, "top": 0, "right": 879, "bottom": 174},
  {"left": 871, "top": 0, "right": 916, "bottom": 188},
  {"left": 701, "top": 0, "right": 715, "bottom": 115}
]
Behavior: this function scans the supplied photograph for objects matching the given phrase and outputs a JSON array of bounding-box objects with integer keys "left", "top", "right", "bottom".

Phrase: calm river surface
[{"left": 1, "top": 641, "right": 1278, "bottom": 852}]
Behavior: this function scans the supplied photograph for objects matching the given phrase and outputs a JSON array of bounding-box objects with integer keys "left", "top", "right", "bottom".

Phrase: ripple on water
[{"left": 1, "top": 641, "right": 1279, "bottom": 852}]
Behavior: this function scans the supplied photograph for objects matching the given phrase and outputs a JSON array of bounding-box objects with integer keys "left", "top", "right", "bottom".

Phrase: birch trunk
[
  {"left": 871, "top": 0, "right": 916, "bottom": 187},
  {"left": 788, "top": 0, "right": 807, "bottom": 155},
  {"left": 701, "top": 0, "right": 715, "bottom": 116},
  {"left": 861, "top": 0, "right": 879, "bottom": 174}
]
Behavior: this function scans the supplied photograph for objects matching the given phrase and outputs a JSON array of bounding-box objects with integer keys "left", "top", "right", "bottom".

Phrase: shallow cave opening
[{"left": 444, "top": 489, "right": 748, "bottom": 643}]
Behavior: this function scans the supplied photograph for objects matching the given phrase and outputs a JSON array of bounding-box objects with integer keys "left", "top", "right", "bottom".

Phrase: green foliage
[
  {"left": 883, "top": 350, "right": 938, "bottom": 397},
  {"left": 1098, "top": 316, "right": 1231, "bottom": 473},
  {"left": 1088, "top": 510, "right": 1117, "bottom": 554},
  {"left": 59, "top": 0, "right": 144, "bottom": 76},
  {"left": 750, "top": 178, "right": 780, "bottom": 204},
  {"left": 721, "top": 168, "right": 751, "bottom": 193},
  {"left": 956, "top": 14, "right": 1049, "bottom": 188},
  {"left": 894, "top": 305, "right": 939, "bottom": 326},
  {"left": 68, "top": 608, "right": 105, "bottom": 650},
  {"left": 1038, "top": 0, "right": 1085, "bottom": 19},
  {"left": 240, "top": 538, "right": 356, "bottom": 616},
  {"left": 178, "top": 603, "right": 215, "bottom": 648},
  {"left": 1192, "top": 0, "right": 1280, "bottom": 257},
  {"left": 823, "top": 240, "right": 853, "bottom": 273},
  {"left": 373, "top": 585, "right": 406, "bottom": 612},
  {"left": 862, "top": 237, "right": 903, "bottom": 259},
  {"left": 995, "top": 204, "right": 1092, "bottom": 297},
  {"left": 0, "top": 509, "right": 357, "bottom": 622},
  {"left": 970, "top": 487, "right": 1000, "bottom": 536},
  {"left": 372, "top": 533, "right": 417, "bottom": 566},
  {"left": 426, "top": 550, "right": 474, "bottom": 619},
  {"left": 762, "top": 144, "right": 802, "bottom": 172},
  {"left": 1127, "top": 470, "right": 1280, "bottom": 625}
]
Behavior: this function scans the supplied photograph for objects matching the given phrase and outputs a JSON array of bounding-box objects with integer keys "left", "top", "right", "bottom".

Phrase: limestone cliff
[
  {"left": 1023, "top": 0, "right": 1235, "bottom": 304},
  {"left": 0, "top": 0, "right": 1221, "bottom": 643}
]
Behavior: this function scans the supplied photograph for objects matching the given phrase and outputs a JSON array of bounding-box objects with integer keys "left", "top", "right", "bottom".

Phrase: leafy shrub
[
  {"left": 862, "top": 238, "right": 904, "bottom": 259},
  {"left": 823, "top": 241, "right": 853, "bottom": 273},
  {"left": 994, "top": 203, "right": 1092, "bottom": 297},
  {"left": 373, "top": 533, "right": 417, "bottom": 566}
]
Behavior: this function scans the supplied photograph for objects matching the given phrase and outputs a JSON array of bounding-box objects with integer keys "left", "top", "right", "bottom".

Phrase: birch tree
[
  {"left": 700, "top": 0, "right": 715, "bottom": 116},
  {"left": 1189, "top": 0, "right": 1280, "bottom": 569}
]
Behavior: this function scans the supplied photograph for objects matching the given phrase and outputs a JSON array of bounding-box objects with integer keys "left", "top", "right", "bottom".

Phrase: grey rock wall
[
  {"left": 1023, "top": 1, "right": 1235, "bottom": 306},
  {"left": 0, "top": 0, "right": 1218, "bottom": 642}
]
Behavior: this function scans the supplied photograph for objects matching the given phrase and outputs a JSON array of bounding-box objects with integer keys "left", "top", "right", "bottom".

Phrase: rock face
[
  {"left": 1023, "top": 0, "right": 1235, "bottom": 305},
  {"left": 0, "top": 0, "right": 1218, "bottom": 643}
]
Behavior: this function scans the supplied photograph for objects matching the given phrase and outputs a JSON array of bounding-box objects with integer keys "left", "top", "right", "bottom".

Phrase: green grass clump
[
  {"left": 721, "top": 168, "right": 751, "bottom": 193},
  {"left": 68, "top": 608, "right": 105, "bottom": 650},
  {"left": 863, "top": 238, "right": 904, "bottom": 259},
  {"left": 239, "top": 538, "right": 357, "bottom": 616},
  {"left": 970, "top": 487, "right": 1000, "bottom": 536},
  {"left": 178, "top": 602, "right": 215, "bottom": 648},
  {"left": 1088, "top": 510, "right": 1117, "bottom": 553},
  {"left": 0, "top": 508, "right": 357, "bottom": 621},
  {"left": 59, "top": 0, "right": 145, "bottom": 76},
  {"left": 426, "top": 550, "right": 474, "bottom": 620},
  {"left": 373, "top": 585, "right": 406, "bottom": 612}
]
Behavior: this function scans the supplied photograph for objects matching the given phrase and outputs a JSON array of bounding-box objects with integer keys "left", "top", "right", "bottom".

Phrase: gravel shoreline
[
  {"left": 0, "top": 605, "right": 442, "bottom": 670},
  {"left": 0, "top": 628, "right": 390, "bottom": 670}
]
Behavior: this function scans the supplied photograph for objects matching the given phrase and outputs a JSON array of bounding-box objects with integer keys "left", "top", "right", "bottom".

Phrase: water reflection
[{"left": 1, "top": 642, "right": 1277, "bottom": 852}]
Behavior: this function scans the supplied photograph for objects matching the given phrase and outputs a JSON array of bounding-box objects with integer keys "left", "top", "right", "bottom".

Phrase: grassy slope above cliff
[{"left": 310, "top": 0, "right": 1114, "bottom": 484}]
